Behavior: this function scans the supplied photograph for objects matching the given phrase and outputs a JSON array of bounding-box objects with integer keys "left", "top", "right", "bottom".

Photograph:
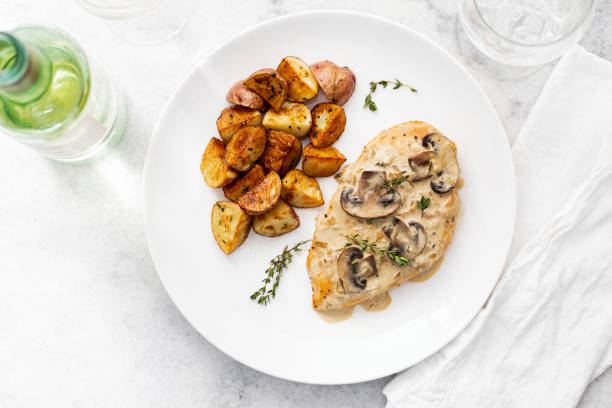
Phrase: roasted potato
[
  {"left": 216, "top": 106, "right": 263, "bottom": 143},
  {"left": 308, "top": 103, "right": 346, "bottom": 147},
  {"left": 224, "top": 126, "right": 266, "bottom": 171},
  {"left": 243, "top": 69, "right": 288, "bottom": 111},
  {"left": 223, "top": 164, "right": 265, "bottom": 202},
  {"left": 200, "top": 138, "right": 240, "bottom": 188},
  {"left": 281, "top": 169, "right": 324, "bottom": 208},
  {"left": 239, "top": 171, "right": 282, "bottom": 215},
  {"left": 253, "top": 200, "right": 300, "bottom": 237},
  {"left": 226, "top": 81, "right": 266, "bottom": 111},
  {"left": 262, "top": 102, "right": 312, "bottom": 138},
  {"left": 260, "top": 130, "right": 302, "bottom": 176},
  {"left": 302, "top": 144, "right": 346, "bottom": 177},
  {"left": 310, "top": 61, "right": 356, "bottom": 105},
  {"left": 276, "top": 56, "right": 319, "bottom": 102},
  {"left": 211, "top": 201, "right": 252, "bottom": 254}
]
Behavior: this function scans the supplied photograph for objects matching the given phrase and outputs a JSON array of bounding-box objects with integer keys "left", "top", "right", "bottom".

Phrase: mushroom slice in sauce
[
  {"left": 337, "top": 247, "right": 377, "bottom": 292},
  {"left": 421, "top": 133, "right": 438, "bottom": 150},
  {"left": 420, "top": 133, "right": 460, "bottom": 194},
  {"left": 408, "top": 151, "right": 435, "bottom": 181},
  {"left": 430, "top": 152, "right": 459, "bottom": 194},
  {"left": 340, "top": 171, "right": 401, "bottom": 218},
  {"left": 431, "top": 171, "right": 459, "bottom": 194},
  {"left": 383, "top": 218, "right": 427, "bottom": 260}
]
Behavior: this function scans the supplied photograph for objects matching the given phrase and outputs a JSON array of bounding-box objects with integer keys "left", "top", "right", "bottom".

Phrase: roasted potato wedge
[
  {"left": 238, "top": 171, "right": 282, "bottom": 215},
  {"left": 260, "top": 130, "right": 302, "bottom": 176},
  {"left": 310, "top": 61, "right": 356, "bottom": 105},
  {"left": 200, "top": 138, "right": 239, "bottom": 188},
  {"left": 211, "top": 201, "right": 252, "bottom": 254},
  {"left": 243, "top": 70, "right": 287, "bottom": 111},
  {"left": 253, "top": 200, "right": 300, "bottom": 237},
  {"left": 308, "top": 103, "right": 346, "bottom": 147},
  {"left": 223, "top": 164, "right": 265, "bottom": 202},
  {"left": 216, "top": 106, "right": 263, "bottom": 143},
  {"left": 262, "top": 102, "right": 312, "bottom": 138},
  {"left": 226, "top": 81, "right": 266, "bottom": 111},
  {"left": 302, "top": 144, "right": 346, "bottom": 177},
  {"left": 277, "top": 56, "right": 319, "bottom": 102},
  {"left": 224, "top": 126, "right": 266, "bottom": 171},
  {"left": 281, "top": 169, "right": 324, "bottom": 208}
]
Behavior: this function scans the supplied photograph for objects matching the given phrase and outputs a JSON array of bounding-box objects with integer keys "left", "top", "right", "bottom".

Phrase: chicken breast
[{"left": 306, "top": 121, "right": 461, "bottom": 310}]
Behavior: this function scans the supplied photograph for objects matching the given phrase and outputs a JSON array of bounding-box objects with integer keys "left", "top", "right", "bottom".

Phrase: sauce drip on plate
[
  {"left": 316, "top": 306, "right": 355, "bottom": 323},
  {"left": 317, "top": 292, "right": 392, "bottom": 323}
]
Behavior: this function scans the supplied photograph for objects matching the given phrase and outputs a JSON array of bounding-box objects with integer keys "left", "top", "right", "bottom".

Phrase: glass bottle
[{"left": 0, "top": 26, "right": 125, "bottom": 162}]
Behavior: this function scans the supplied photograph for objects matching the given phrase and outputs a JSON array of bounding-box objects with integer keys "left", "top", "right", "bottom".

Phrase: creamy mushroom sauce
[
  {"left": 408, "top": 255, "right": 445, "bottom": 282},
  {"left": 361, "top": 292, "right": 392, "bottom": 312},
  {"left": 307, "top": 122, "right": 461, "bottom": 316}
]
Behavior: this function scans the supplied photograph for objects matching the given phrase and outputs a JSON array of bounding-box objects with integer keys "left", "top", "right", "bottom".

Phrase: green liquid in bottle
[
  {"left": 0, "top": 26, "right": 124, "bottom": 161},
  {"left": 0, "top": 28, "right": 89, "bottom": 133}
]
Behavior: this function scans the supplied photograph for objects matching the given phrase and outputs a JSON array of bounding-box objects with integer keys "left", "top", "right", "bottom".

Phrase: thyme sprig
[
  {"left": 250, "top": 240, "right": 311, "bottom": 305},
  {"left": 378, "top": 174, "right": 410, "bottom": 191},
  {"left": 363, "top": 79, "right": 418, "bottom": 111},
  {"left": 345, "top": 233, "right": 410, "bottom": 266}
]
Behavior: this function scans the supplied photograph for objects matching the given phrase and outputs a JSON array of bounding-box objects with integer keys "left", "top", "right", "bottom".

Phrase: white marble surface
[{"left": 1, "top": 1, "right": 611, "bottom": 406}]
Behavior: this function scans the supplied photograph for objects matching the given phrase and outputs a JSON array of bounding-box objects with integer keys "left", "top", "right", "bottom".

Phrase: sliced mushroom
[
  {"left": 408, "top": 151, "right": 435, "bottom": 181},
  {"left": 337, "top": 247, "right": 377, "bottom": 292},
  {"left": 431, "top": 170, "right": 458, "bottom": 193},
  {"left": 340, "top": 171, "right": 401, "bottom": 218},
  {"left": 421, "top": 133, "right": 437, "bottom": 150},
  {"left": 429, "top": 148, "right": 459, "bottom": 194},
  {"left": 383, "top": 218, "right": 427, "bottom": 260},
  {"left": 420, "top": 133, "right": 460, "bottom": 194}
]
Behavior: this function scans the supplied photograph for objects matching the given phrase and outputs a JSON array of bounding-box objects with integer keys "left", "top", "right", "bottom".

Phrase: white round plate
[{"left": 144, "top": 11, "right": 516, "bottom": 384}]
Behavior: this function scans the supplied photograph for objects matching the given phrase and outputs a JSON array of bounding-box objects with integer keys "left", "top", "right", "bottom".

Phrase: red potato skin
[
  {"left": 226, "top": 69, "right": 290, "bottom": 112},
  {"left": 245, "top": 68, "right": 289, "bottom": 91},
  {"left": 310, "top": 61, "right": 356, "bottom": 106},
  {"left": 226, "top": 81, "right": 266, "bottom": 111},
  {"left": 247, "top": 68, "right": 276, "bottom": 78},
  {"left": 243, "top": 68, "right": 289, "bottom": 112}
]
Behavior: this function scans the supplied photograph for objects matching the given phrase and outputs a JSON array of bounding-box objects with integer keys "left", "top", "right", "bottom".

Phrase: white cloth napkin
[{"left": 384, "top": 46, "right": 612, "bottom": 408}]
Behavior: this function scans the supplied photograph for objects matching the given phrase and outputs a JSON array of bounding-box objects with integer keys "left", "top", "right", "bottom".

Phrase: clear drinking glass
[
  {"left": 76, "top": 0, "right": 192, "bottom": 45},
  {"left": 458, "top": 0, "right": 595, "bottom": 66}
]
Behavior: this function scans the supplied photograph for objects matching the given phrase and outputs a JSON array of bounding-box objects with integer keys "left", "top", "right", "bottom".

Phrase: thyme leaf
[
  {"left": 417, "top": 195, "right": 431, "bottom": 211},
  {"left": 363, "top": 93, "right": 377, "bottom": 111}
]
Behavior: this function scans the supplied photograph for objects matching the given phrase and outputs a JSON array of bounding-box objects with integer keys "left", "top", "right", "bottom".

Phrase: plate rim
[{"left": 143, "top": 9, "right": 517, "bottom": 384}]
